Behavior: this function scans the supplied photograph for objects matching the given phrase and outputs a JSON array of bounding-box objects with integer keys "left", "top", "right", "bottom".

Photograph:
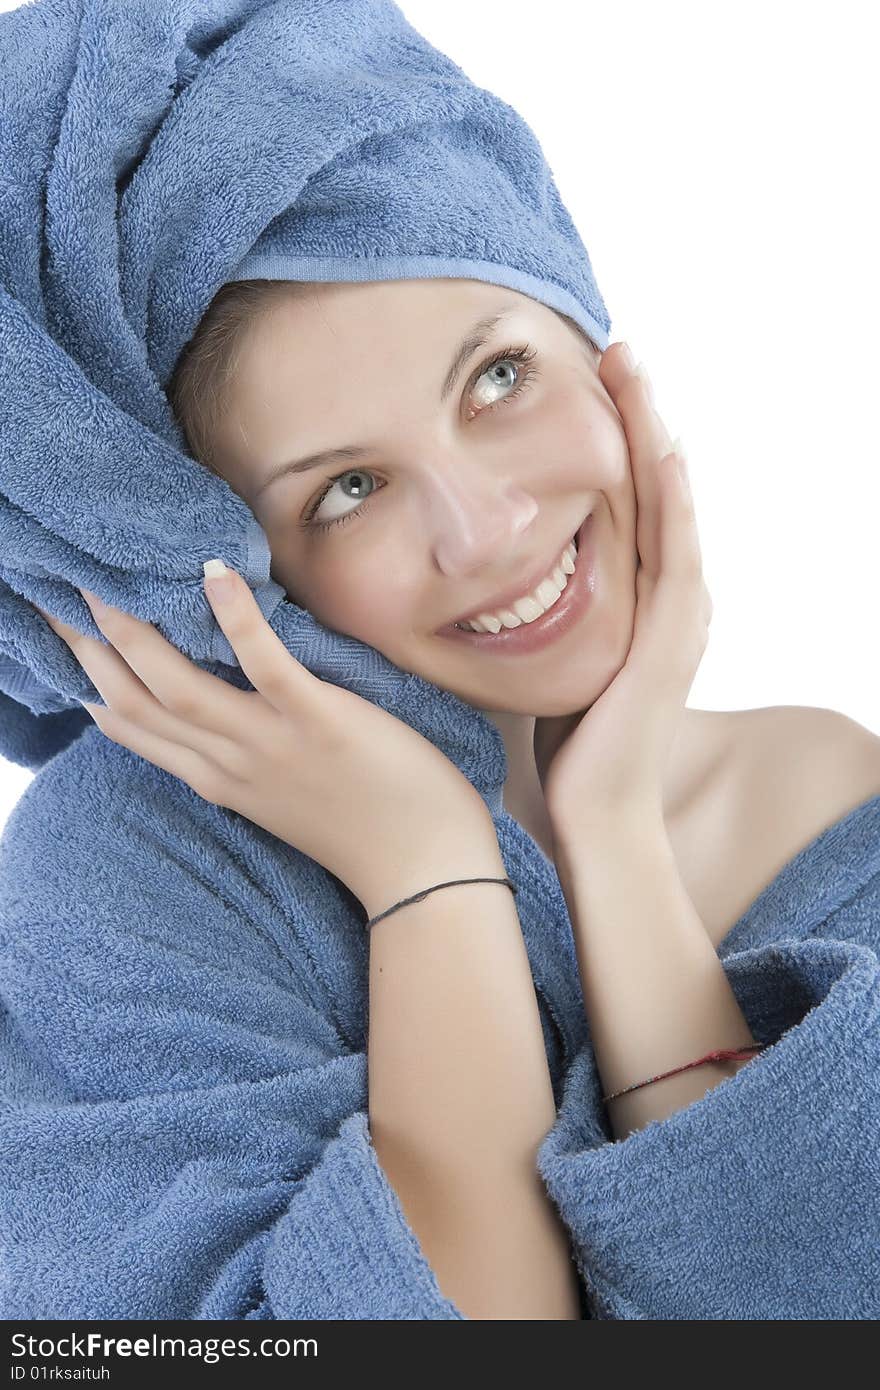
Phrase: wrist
[
  {"left": 550, "top": 798, "right": 667, "bottom": 877},
  {"left": 355, "top": 817, "right": 507, "bottom": 923}
]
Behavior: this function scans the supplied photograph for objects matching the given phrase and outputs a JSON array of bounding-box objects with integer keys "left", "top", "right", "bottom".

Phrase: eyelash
[{"left": 302, "top": 342, "right": 541, "bottom": 533}]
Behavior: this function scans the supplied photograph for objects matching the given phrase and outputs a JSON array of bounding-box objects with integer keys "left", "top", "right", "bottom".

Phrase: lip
[
  {"left": 438, "top": 516, "right": 592, "bottom": 631},
  {"left": 436, "top": 510, "right": 596, "bottom": 653}
]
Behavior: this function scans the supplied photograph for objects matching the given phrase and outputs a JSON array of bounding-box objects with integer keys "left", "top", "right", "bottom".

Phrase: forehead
[
  {"left": 247, "top": 279, "right": 555, "bottom": 355},
  {"left": 215, "top": 280, "right": 594, "bottom": 482},
  {"left": 234, "top": 279, "right": 591, "bottom": 396}
]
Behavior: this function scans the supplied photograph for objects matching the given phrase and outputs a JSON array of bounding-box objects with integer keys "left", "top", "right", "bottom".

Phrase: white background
[{"left": 2, "top": 0, "right": 878, "bottom": 834}]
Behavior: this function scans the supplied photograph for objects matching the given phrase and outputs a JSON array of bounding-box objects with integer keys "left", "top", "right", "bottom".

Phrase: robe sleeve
[
  {"left": 0, "top": 750, "right": 466, "bottom": 1321},
  {"left": 536, "top": 906, "right": 880, "bottom": 1320}
]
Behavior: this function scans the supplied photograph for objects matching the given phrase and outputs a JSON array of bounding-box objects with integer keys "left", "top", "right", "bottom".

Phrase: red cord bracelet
[{"left": 602, "top": 1044, "right": 767, "bottom": 1104}]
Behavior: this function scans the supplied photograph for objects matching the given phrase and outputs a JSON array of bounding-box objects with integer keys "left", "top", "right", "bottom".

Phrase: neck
[
  {"left": 481, "top": 705, "right": 711, "bottom": 831},
  {"left": 482, "top": 705, "right": 541, "bottom": 805}
]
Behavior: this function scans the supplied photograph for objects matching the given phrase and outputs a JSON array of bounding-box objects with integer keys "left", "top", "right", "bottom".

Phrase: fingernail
[
  {"left": 635, "top": 362, "right": 655, "bottom": 405},
  {"left": 203, "top": 557, "right": 234, "bottom": 602},
  {"left": 619, "top": 342, "right": 636, "bottom": 372}
]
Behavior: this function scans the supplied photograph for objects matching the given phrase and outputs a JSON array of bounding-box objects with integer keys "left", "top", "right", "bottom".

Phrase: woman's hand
[
  {"left": 533, "top": 342, "right": 713, "bottom": 844},
  {"left": 31, "top": 569, "right": 493, "bottom": 907}
]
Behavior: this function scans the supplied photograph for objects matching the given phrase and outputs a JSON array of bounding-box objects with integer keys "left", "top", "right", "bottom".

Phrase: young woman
[
  {"left": 31, "top": 274, "right": 880, "bottom": 1318},
  {"left": 166, "top": 273, "right": 880, "bottom": 935},
  {"left": 3, "top": 0, "right": 878, "bottom": 1324}
]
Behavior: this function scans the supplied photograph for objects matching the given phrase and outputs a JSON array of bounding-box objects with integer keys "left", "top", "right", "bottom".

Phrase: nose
[{"left": 420, "top": 463, "right": 540, "bottom": 577}]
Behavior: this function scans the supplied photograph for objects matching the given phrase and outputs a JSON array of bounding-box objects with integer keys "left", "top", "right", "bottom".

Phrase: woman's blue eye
[{"left": 302, "top": 342, "right": 541, "bottom": 534}]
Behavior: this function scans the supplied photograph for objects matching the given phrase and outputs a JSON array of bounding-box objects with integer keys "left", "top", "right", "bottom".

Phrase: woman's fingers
[
  {"left": 76, "top": 694, "right": 229, "bottom": 802},
  {"left": 596, "top": 346, "right": 711, "bottom": 671},
  {"left": 35, "top": 600, "right": 153, "bottom": 712},
  {"left": 658, "top": 443, "right": 705, "bottom": 583},
  {"left": 600, "top": 344, "right": 706, "bottom": 605},
  {"left": 598, "top": 344, "right": 675, "bottom": 579},
  {"left": 201, "top": 562, "right": 319, "bottom": 716},
  {"left": 34, "top": 595, "right": 249, "bottom": 774},
  {"left": 76, "top": 588, "right": 237, "bottom": 729}
]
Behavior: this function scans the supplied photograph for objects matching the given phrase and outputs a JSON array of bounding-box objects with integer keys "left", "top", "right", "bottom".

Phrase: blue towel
[
  {"left": 0, "top": 0, "right": 609, "bottom": 775},
  {"left": 1, "top": 0, "right": 878, "bottom": 1321}
]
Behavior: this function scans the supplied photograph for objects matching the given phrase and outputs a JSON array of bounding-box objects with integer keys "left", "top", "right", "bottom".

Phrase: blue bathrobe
[
  {"left": 2, "top": 718, "right": 879, "bottom": 1320},
  {"left": 1, "top": 0, "right": 878, "bottom": 1320}
]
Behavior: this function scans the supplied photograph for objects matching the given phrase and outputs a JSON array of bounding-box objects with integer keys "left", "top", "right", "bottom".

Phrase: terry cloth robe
[
  {"left": 1, "top": 731, "right": 879, "bottom": 1320},
  {"left": 1, "top": 0, "right": 879, "bottom": 1321}
]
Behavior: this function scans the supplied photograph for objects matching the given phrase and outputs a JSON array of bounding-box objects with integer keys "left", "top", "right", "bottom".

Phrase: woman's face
[{"left": 210, "top": 277, "right": 638, "bottom": 717}]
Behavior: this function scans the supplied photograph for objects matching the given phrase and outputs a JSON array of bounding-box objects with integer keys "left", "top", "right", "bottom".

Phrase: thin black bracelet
[{"left": 365, "top": 876, "right": 517, "bottom": 930}]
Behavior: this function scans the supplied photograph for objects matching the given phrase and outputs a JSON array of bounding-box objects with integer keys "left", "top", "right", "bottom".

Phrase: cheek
[
  {"left": 305, "top": 554, "right": 415, "bottom": 643},
  {"left": 536, "top": 380, "right": 625, "bottom": 489},
  {"left": 344, "top": 579, "right": 412, "bottom": 640}
]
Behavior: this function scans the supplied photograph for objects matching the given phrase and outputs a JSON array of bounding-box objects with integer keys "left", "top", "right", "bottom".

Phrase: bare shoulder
[
  {"left": 668, "top": 705, "right": 880, "bottom": 949},
  {"left": 729, "top": 704, "right": 880, "bottom": 829}
]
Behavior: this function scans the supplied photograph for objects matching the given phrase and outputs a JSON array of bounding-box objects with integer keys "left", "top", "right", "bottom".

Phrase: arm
[
  {"left": 0, "top": 740, "right": 572, "bottom": 1320},
  {"left": 552, "top": 805, "right": 758, "bottom": 1141},
  {"left": 534, "top": 788, "right": 880, "bottom": 1320},
  {"left": 535, "top": 930, "right": 880, "bottom": 1320},
  {"left": 553, "top": 706, "right": 880, "bottom": 1141},
  {"left": 532, "top": 350, "right": 754, "bottom": 1141},
  {"left": 362, "top": 822, "right": 582, "bottom": 1321}
]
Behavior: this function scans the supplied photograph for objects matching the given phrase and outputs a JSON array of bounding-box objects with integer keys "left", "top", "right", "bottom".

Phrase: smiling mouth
[
  {"left": 435, "top": 509, "right": 597, "bottom": 651},
  {"left": 438, "top": 518, "right": 589, "bottom": 635}
]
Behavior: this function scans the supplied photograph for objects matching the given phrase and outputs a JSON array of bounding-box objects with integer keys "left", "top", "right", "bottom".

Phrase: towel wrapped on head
[{"left": 0, "top": 0, "right": 610, "bottom": 779}]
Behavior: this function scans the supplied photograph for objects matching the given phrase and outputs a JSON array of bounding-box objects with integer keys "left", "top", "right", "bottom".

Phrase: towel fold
[{"left": 0, "top": 0, "right": 609, "bottom": 783}]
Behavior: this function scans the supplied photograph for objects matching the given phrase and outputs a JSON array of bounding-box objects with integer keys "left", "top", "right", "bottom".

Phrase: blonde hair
[{"left": 166, "top": 279, "right": 601, "bottom": 470}]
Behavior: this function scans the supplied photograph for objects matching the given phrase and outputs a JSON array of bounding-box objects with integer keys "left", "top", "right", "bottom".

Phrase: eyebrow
[{"left": 255, "top": 305, "right": 519, "bottom": 495}]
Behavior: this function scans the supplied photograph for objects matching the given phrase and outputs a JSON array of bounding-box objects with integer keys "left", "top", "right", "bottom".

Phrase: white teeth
[{"left": 456, "top": 538, "right": 578, "bottom": 633}]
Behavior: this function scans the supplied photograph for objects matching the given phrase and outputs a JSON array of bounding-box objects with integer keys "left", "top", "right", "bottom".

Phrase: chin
[{"left": 422, "top": 660, "right": 609, "bottom": 720}]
